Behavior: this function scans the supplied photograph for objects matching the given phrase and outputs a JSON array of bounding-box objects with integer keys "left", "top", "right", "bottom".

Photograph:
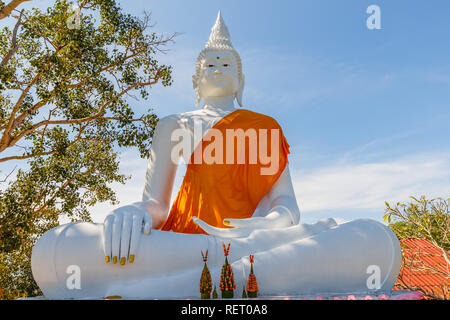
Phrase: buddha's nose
[{"left": 214, "top": 69, "right": 222, "bottom": 74}]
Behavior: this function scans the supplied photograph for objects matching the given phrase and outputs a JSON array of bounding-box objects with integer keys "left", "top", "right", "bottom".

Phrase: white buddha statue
[{"left": 31, "top": 12, "right": 402, "bottom": 299}]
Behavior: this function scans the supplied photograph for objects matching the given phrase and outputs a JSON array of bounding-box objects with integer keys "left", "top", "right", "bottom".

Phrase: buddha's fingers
[
  {"left": 111, "top": 214, "right": 123, "bottom": 264},
  {"left": 128, "top": 214, "right": 142, "bottom": 264},
  {"left": 142, "top": 211, "right": 152, "bottom": 235},
  {"left": 192, "top": 216, "right": 253, "bottom": 238},
  {"left": 103, "top": 215, "right": 114, "bottom": 262},
  {"left": 119, "top": 214, "right": 132, "bottom": 265}
]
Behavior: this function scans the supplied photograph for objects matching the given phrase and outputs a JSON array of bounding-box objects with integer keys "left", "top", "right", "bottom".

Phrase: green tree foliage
[
  {"left": 385, "top": 196, "right": 449, "bottom": 299},
  {"left": 0, "top": 0, "right": 175, "bottom": 298},
  {"left": 385, "top": 196, "right": 449, "bottom": 251}
]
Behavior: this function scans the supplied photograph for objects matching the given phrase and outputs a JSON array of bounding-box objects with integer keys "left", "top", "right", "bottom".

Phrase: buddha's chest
[
  {"left": 178, "top": 111, "right": 232, "bottom": 134},
  {"left": 175, "top": 111, "right": 236, "bottom": 157}
]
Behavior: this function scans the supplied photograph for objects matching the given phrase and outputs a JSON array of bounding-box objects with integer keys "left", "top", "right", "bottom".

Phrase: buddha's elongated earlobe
[
  {"left": 193, "top": 76, "right": 201, "bottom": 106},
  {"left": 235, "top": 74, "right": 245, "bottom": 108}
]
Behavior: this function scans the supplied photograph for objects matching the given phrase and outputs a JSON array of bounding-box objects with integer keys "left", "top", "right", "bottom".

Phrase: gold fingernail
[
  {"left": 105, "top": 256, "right": 110, "bottom": 263},
  {"left": 223, "top": 220, "right": 230, "bottom": 226},
  {"left": 120, "top": 257, "right": 126, "bottom": 265},
  {"left": 113, "top": 256, "right": 118, "bottom": 264},
  {"left": 129, "top": 254, "right": 135, "bottom": 263}
]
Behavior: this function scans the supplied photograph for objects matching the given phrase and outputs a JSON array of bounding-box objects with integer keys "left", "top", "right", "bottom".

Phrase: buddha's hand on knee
[
  {"left": 192, "top": 216, "right": 256, "bottom": 238},
  {"left": 103, "top": 203, "right": 152, "bottom": 266},
  {"left": 224, "top": 206, "right": 293, "bottom": 230},
  {"left": 192, "top": 208, "right": 292, "bottom": 238}
]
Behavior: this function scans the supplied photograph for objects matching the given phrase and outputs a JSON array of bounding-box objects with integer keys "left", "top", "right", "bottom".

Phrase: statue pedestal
[
  {"left": 31, "top": 219, "right": 402, "bottom": 300},
  {"left": 20, "top": 290, "right": 423, "bottom": 300}
]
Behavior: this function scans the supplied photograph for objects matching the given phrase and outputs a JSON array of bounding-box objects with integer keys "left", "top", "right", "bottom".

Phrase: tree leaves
[
  {"left": 0, "top": 0, "right": 176, "bottom": 298},
  {"left": 385, "top": 196, "right": 450, "bottom": 251}
]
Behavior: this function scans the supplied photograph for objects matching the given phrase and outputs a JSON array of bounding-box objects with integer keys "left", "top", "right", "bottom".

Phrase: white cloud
[{"left": 292, "top": 152, "right": 450, "bottom": 215}]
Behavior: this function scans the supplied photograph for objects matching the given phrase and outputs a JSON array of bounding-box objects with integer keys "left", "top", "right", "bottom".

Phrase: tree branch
[
  {"left": 1, "top": 9, "right": 23, "bottom": 66},
  {"left": 0, "top": 70, "right": 43, "bottom": 151},
  {"left": 31, "top": 167, "right": 97, "bottom": 218},
  {"left": 0, "top": 165, "right": 17, "bottom": 182},
  {"left": 32, "top": 177, "right": 75, "bottom": 217},
  {"left": 2, "top": 79, "right": 159, "bottom": 153},
  {"left": 0, "top": 0, "right": 30, "bottom": 20},
  {"left": 0, "top": 123, "right": 90, "bottom": 163},
  {"left": 8, "top": 39, "right": 168, "bottom": 135}
]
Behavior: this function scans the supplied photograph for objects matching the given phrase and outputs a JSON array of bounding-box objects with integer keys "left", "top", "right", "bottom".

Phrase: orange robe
[{"left": 159, "top": 109, "right": 290, "bottom": 234}]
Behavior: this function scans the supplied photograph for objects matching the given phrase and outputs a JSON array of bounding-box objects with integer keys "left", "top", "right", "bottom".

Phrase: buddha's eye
[
  {"left": 223, "top": 64, "right": 229, "bottom": 67},
  {"left": 208, "top": 64, "right": 215, "bottom": 68}
]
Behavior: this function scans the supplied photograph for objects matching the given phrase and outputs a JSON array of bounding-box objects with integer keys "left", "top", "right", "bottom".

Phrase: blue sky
[{"left": 3, "top": 0, "right": 450, "bottom": 224}]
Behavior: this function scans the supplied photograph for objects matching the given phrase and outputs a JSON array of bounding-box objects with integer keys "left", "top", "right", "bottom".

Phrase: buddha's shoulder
[
  {"left": 156, "top": 108, "right": 282, "bottom": 128},
  {"left": 155, "top": 114, "right": 179, "bottom": 128},
  {"left": 155, "top": 109, "right": 215, "bottom": 130},
  {"left": 176, "top": 109, "right": 212, "bottom": 118},
  {"left": 238, "top": 109, "right": 283, "bottom": 127},
  {"left": 238, "top": 108, "right": 276, "bottom": 119},
  {"left": 158, "top": 109, "right": 228, "bottom": 124}
]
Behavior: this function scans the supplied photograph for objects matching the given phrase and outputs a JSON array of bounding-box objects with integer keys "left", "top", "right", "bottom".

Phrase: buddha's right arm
[
  {"left": 140, "top": 115, "right": 181, "bottom": 228},
  {"left": 103, "top": 115, "right": 180, "bottom": 265}
]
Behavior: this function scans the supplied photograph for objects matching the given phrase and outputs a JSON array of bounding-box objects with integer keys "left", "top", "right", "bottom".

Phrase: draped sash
[{"left": 159, "top": 109, "right": 290, "bottom": 234}]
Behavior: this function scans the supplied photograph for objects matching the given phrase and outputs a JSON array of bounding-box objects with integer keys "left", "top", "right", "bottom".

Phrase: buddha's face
[{"left": 197, "top": 50, "right": 239, "bottom": 99}]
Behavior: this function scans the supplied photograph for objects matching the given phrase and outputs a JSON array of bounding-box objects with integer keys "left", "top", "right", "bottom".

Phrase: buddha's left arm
[
  {"left": 223, "top": 165, "right": 300, "bottom": 229},
  {"left": 265, "top": 165, "right": 301, "bottom": 225}
]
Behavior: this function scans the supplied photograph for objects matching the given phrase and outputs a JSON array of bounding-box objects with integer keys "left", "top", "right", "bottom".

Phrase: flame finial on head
[{"left": 205, "top": 11, "right": 233, "bottom": 51}]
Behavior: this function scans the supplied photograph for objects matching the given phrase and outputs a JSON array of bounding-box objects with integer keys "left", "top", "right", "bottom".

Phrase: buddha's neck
[{"left": 202, "top": 96, "right": 236, "bottom": 112}]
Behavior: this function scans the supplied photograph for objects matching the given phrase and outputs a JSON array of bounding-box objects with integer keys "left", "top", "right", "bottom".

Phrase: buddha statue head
[{"left": 193, "top": 11, "right": 245, "bottom": 107}]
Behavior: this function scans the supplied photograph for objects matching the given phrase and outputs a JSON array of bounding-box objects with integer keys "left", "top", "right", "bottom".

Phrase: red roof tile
[{"left": 393, "top": 238, "right": 449, "bottom": 299}]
